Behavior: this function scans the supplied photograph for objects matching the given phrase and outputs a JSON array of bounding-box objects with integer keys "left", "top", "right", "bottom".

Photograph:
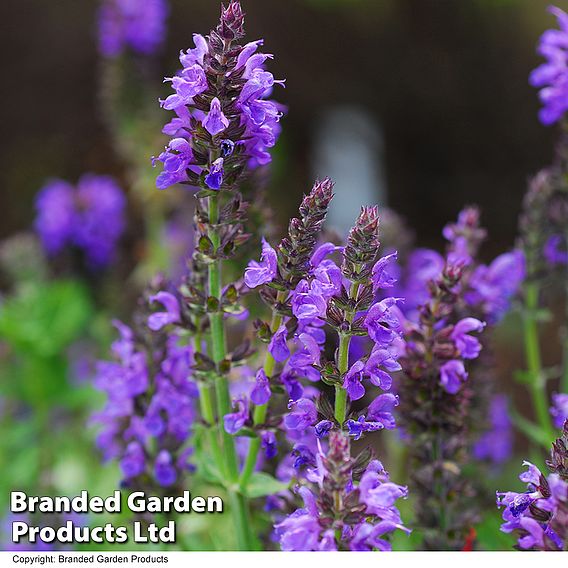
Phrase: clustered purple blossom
[
  {"left": 275, "top": 434, "right": 409, "bottom": 551},
  {"left": 530, "top": 6, "right": 568, "bottom": 126},
  {"left": 34, "top": 175, "right": 126, "bottom": 269},
  {"left": 98, "top": 0, "right": 169, "bottom": 58},
  {"left": 93, "top": 315, "right": 197, "bottom": 488},
  {"left": 497, "top": 460, "right": 567, "bottom": 550},
  {"left": 153, "top": 8, "right": 283, "bottom": 190}
]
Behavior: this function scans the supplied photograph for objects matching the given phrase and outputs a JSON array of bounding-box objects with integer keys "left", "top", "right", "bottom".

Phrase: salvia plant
[{"left": 4, "top": 0, "right": 568, "bottom": 553}]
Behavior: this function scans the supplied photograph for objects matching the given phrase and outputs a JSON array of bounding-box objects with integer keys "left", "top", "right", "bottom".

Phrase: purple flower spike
[
  {"left": 244, "top": 237, "right": 278, "bottom": 288},
  {"left": 148, "top": 292, "right": 181, "bottom": 331},
  {"left": 223, "top": 398, "right": 249, "bottom": 434},
  {"left": 268, "top": 324, "right": 290, "bottom": 362},
  {"left": 284, "top": 398, "right": 317, "bottom": 430},
  {"left": 451, "top": 317, "right": 485, "bottom": 359},
  {"left": 203, "top": 97, "right": 230, "bottom": 136},
  {"left": 155, "top": 450, "right": 177, "bottom": 487},
  {"left": 439, "top": 359, "right": 468, "bottom": 394},
  {"left": 251, "top": 369, "right": 271, "bottom": 405},
  {"left": 530, "top": 6, "right": 568, "bottom": 125},
  {"left": 154, "top": 7, "right": 284, "bottom": 189}
]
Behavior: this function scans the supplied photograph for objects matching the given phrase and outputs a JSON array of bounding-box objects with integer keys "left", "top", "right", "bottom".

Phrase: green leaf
[
  {"left": 0, "top": 280, "right": 93, "bottom": 357},
  {"left": 245, "top": 472, "right": 288, "bottom": 499}
]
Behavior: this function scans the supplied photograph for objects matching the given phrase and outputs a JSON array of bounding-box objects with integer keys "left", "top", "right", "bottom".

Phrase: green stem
[
  {"left": 198, "top": 381, "right": 225, "bottom": 478},
  {"left": 207, "top": 193, "right": 253, "bottom": 549},
  {"left": 239, "top": 293, "right": 286, "bottom": 491},
  {"left": 334, "top": 282, "right": 359, "bottom": 425},
  {"left": 228, "top": 493, "right": 253, "bottom": 551},
  {"left": 523, "top": 282, "right": 555, "bottom": 443}
]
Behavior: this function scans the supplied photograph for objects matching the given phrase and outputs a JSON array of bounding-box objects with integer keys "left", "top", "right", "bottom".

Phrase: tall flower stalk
[
  {"left": 270, "top": 206, "right": 409, "bottom": 550},
  {"left": 151, "top": 0, "right": 283, "bottom": 549},
  {"left": 397, "top": 260, "right": 485, "bottom": 550},
  {"left": 238, "top": 178, "right": 335, "bottom": 490}
]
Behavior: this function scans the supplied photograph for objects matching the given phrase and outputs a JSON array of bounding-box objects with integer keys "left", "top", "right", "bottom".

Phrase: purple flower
[
  {"left": 275, "top": 487, "right": 327, "bottom": 551},
  {"left": 372, "top": 252, "right": 398, "bottom": 292},
  {"left": 497, "top": 460, "right": 567, "bottom": 550},
  {"left": 34, "top": 175, "right": 126, "bottom": 269},
  {"left": 261, "top": 431, "right": 278, "bottom": 459},
  {"left": 310, "top": 242, "right": 343, "bottom": 267},
  {"left": 544, "top": 234, "right": 568, "bottom": 266},
  {"left": 529, "top": 6, "right": 568, "bottom": 125},
  {"left": 465, "top": 250, "right": 526, "bottom": 323},
  {"left": 204, "top": 157, "right": 224, "bottom": 190},
  {"left": 314, "top": 420, "right": 333, "bottom": 438},
  {"left": 251, "top": 369, "right": 271, "bottom": 405},
  {"left": 367, "top": 393, "right": 399, "bottom": 430},
  {"left": 148, "top": 292, "right": 181, "bottom": 331},
  {"left": 93, "top": 319, "right": 197, "bottom": 488},
  {"left": 98, "top": 0, "right": 169, "bottom": 58},
  {"left": 268, "top": 324, "right": 290, "bottom": 362},
  {"left": 291, "top": 279, "right": 328, "bottom": 322},
  {"left": 343, "top": 361, "right": 366, "bottom": 401},
  {"left": 288, "top": 332, "right": 321, "bottom": 371},
  {"left": 244, "top": 238, "right": 277, "bottom": 288},
  {"left": 550, "top": 392, "right": 568, "bottom": 428},
  {"left": 203, "top": 98, "right": 230, "bottom": 136},
  {"left": 397, "top": 249, "right": 444, "bottom": 318},
  {"left": 439, "top": 359, "right": 468, "bottom": 394},
  {"left": 450, "top": 317, "right": 485, "bottom": 359},
  {"left": 120, "top": 442, "right": 145, "bottom": 479},
  {"left": 163, "top": 66, "right": 208, "bottom": 109},
  {"left": 223, "top": 398, "right": 249, "bottom": 434},
  {"left": 346, "top": 416, "right": 385, "bottom": 440},
  {"left": 473, "top": 394, "right": 513, "bottom": 464},
  {"left": 284, "top": 398, "right": 317, "bottom": 430},
  {"left": 154, "top": 138, "right": 194, "bottom": 190},
  {"left": 365, "top": 346, "right": 402, "bottom": 391},
  {"left": 364, "top": 297, "right": 404, "bottom": 347},
  {"left": 155, "top": 450, "right": 177, "bottom": 487}
]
